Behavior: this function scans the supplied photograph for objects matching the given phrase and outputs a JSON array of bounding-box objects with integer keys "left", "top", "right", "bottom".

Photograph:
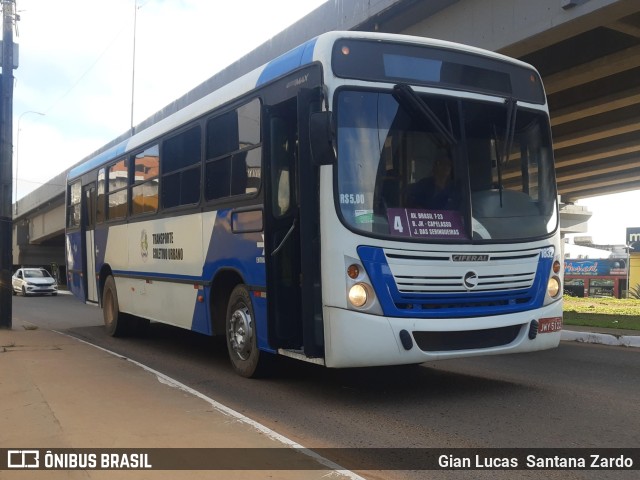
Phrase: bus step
[{"left": 277, "top": 348, "right": 325, "bottom": 366}]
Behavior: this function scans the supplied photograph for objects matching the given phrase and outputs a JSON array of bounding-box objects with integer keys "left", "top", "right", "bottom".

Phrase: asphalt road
[{"left": 10, "top": 293, "right": 640, "bottom": 480}]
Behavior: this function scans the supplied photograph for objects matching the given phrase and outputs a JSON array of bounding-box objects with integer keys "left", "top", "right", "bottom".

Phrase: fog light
[
  {"left": 547, "top": 276, "right": 561, "bottom": 297},
  {"left": 348, "top": 283, "right": 368, "bottom": 307}
]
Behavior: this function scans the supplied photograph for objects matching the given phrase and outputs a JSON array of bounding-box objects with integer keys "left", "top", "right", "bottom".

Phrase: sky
[
  {"left": 10, "top": 0, "right": 640, "bottom": 247},
  {"left": 570, "top": 192, "right": 640, "bottom": 246},
  {"left": 12, "top": 0, "right": 326, "bottom": 198}
]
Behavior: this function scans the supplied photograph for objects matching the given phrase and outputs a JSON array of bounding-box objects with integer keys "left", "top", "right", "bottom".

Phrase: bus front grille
[
  {"left": 357, "top": 245, "right": 550, "bottom": 318},
  {"left": 386, "top": 249, "right": 539, "bottom": 294}
]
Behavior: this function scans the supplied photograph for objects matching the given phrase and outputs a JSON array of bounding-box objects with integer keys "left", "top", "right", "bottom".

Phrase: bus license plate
[{"left": 538, "top": 317, "right": 563, "bottom": 334}]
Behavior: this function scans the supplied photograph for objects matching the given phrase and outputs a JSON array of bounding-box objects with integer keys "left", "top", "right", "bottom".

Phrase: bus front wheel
[
  {"left": 225, "top": 285, "right": 265, "bottom": 378},
  {"left": 103, "top": 276, "right": 129, "bottom": 337}
]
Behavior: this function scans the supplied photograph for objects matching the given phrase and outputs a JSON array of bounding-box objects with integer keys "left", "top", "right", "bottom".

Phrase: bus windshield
[{"left": 336, "top": 89, "right": 558, "bottom": 242}]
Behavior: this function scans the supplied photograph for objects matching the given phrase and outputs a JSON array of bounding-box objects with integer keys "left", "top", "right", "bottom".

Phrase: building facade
[{"left": 564, "top": 258, "right": 628, "bottom": 298}]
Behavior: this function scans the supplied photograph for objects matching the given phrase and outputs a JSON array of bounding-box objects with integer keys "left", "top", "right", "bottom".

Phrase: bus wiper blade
[
  {"left": 392, "top": 84, "right": 457, "bottom": 146},
  {"left": 501, "top": 98, "right": 518, "bottom": 207},
  {"left": 492, "top": 124, "right": 504, "bottom": 208},
  {"left": 501, "top": 97, "right": 517, "bottom": 166},
  {"left": 492, "top": 98, "right": 518, "bottom": 208}
]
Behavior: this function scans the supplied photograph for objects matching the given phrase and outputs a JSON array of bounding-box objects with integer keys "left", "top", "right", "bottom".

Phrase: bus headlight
[
  {"left": 547, "top": 276, "right": 561, "bottom": 298},
  {"left": 344, "top": 255, "right": 383, "bottom": 314},
  {"left": 348, "top": 283, "right": 369, "bottom": 307}
]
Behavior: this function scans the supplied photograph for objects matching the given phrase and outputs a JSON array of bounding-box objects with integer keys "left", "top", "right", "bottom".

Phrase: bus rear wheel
[
  {"left": 226, "top": 285, "right": 266, "bottom": 378},
  {"left": 103, "top": 276, "right": 129, "bottom": 337}
]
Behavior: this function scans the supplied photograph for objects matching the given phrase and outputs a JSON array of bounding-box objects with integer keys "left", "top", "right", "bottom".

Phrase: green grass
[{"left": 563, "top": 296, "right": 640, "bottom": 331}]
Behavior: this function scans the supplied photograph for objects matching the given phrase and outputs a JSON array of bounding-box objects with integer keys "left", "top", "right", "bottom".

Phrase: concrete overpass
[{"left": 12, "top": 0, "right": 640, "bottom": 268}]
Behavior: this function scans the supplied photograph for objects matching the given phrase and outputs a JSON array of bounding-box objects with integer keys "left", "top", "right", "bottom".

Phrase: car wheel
[
  {"left": 22, "top": 286, "right": 28, "bottom": 297},
  {"left": 225, "top": 285, "right": 269, "bottom": 378},
  {"left": 103, "top": 276, "right": 130, "bottom": 337}
]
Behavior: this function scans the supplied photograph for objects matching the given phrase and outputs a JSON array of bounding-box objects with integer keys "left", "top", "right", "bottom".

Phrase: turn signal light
[{"left": 347, "top": 264, "right": 360, "bottom": 279}]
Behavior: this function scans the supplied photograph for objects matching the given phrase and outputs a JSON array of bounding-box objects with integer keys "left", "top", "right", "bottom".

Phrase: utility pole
[
  {"left": 0, "top": 0, "right": 15, "bottom": 329},
  {"left": 130, "top": 0, "right": 137, "bottom": 134}
]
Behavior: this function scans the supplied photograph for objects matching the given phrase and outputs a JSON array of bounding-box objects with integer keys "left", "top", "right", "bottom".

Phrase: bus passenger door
[
  {"left": 82, "top": 184, "right": 98, "bottom": 303},
  {"left": 296, "top": 87, "right": 324, "bottom": 358},
  {"left": 264, "top": 86, "right": 325, "bottom": 358},
  {"left": 264, "top": 98, "right": 303, "bottom": 349}
]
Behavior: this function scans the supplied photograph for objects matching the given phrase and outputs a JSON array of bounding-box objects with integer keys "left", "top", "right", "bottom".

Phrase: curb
[{"left": 561, "top": 330, "right": 640, "bottom": 348}]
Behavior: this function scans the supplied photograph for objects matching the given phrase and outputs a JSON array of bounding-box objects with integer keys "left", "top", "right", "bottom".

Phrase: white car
[{"left": 12, "top": 268, "right": 58, "bottom": 296}]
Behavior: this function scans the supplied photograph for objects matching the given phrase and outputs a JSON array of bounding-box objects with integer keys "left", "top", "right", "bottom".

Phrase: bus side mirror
[{"left": 309, "top": 111, "right": 336, "bottom": 166}]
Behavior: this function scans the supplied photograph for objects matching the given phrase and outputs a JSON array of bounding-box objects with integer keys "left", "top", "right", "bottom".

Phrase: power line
[{"left": 42, "top": 23, "right": 130, "bottom": 116}]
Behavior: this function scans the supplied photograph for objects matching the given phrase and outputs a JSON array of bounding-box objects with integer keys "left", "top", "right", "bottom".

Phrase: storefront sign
[
  {"left": 564, "top": 259, "right": 627, "bottom": 276},
  {"left": 627, "top": 227, "right": 640, "bottom": 252}
]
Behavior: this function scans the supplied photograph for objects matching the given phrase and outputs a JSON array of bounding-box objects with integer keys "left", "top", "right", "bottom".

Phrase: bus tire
[
  {"left": 103, "top": 276, "right": 129, "bottom": 337},
  {"left": 226, "top": 285, "right": 265, "bottom": 378}
]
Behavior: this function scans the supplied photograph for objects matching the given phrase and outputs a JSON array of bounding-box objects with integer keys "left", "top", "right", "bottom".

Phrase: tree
[{"left": 629, "top": 284, "right": 640, "bottom": 300}]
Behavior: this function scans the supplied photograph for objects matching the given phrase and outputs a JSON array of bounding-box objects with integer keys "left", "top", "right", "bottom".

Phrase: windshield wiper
[
  {"left": 392, "top": 84, "right": 457, "bottom": 146},
  {"left": 502, "top": 97, "right": 517, "bottom": 165},
  {"left": 493, "top": 97, "right": 517, "bottom": 207}
]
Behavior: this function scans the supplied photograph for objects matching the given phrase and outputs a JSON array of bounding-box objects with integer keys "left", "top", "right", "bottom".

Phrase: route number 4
[{"left": 393, "top": 216, "right": 404, "bottom": 233}]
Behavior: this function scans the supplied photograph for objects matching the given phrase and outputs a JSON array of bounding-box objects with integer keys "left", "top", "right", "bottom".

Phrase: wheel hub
[{"left": 229, "top": 307, "right": 253, "bottom": 361}]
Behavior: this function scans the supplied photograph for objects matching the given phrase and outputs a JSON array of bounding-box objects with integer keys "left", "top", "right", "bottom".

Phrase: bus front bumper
[{"left": 322, "top": 301, "right": 563, "bottom": 368}]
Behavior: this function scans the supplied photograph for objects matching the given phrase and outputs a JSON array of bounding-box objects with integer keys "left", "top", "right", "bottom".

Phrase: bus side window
[
  {"left": 132, "top": 145, "right": 159, "bottom": 215},
  {"left": 205, "top": 98, "right": 262, "bottom": 202},
  {"left": 107, "top": 158, "right": 128, "bottom": 220},
  {"left": 96, "top": 168, "right": 105, "bottom": 223},
  {"left": 162, "top": 127, "right": 201, "bottom": 209},
  {"left": 231, "top": 152, "right": 249, "bottom": 196},
  {"left": 205, "top": 157, "right": 232, "bottom": 200},
  {"left": 67, "top": 181, "right": 82, "bottom": 228}
]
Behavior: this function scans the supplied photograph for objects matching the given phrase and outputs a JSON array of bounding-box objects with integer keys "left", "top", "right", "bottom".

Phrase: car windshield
[
  {"left": 336, "top": 89, "right": 557, "bottom": 242},
  {"left": 24, "top": 269, "right": 51, "bottom": 278}
]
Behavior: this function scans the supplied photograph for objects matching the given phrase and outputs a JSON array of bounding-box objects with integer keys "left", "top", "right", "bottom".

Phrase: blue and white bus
[{"left": 66, "top": 31, "right": 563, "bottom": 377}]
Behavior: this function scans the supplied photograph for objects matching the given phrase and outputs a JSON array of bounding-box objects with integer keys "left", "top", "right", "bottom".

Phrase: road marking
[{"left": 53, "top": 330, "right": 367, "bottom": 479}]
